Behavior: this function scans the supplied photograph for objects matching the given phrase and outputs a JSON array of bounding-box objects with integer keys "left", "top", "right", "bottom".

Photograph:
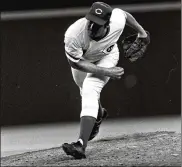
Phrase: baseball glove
[{"left": 122, "top": 31, "right": 150, "bottom": 62}]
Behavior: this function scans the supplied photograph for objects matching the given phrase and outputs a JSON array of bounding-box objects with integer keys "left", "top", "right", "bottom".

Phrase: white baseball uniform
[{"left": 64, "top": 8, "right": 126, "bottom": 118}]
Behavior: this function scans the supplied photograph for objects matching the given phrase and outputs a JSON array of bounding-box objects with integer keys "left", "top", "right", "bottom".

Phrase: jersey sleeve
[
  {"left": 64, "top": 37, "right": 83, "bottom": 63},
  {"left": 112, "top": 8, "right": 126, "bottom": 27}
]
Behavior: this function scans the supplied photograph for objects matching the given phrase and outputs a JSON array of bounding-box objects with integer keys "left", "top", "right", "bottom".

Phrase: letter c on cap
[{"left": 95, "top": 8, "right": 102, "bottom": 15}]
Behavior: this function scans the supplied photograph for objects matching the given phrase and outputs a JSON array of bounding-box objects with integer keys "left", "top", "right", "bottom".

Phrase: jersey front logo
[
  {"left": 107, "top": 45, "right": 114, "bottom": 52},
  {"left": 102, "top": 44, "right": 115, "bottom": 54}
]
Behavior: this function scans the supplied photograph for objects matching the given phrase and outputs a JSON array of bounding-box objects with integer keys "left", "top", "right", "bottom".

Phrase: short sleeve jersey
[{"left": 64, "top": 8, "right": 127, "bottom": 63}]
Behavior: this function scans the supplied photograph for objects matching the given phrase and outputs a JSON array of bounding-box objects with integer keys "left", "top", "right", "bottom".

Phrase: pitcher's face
[{"left": 87, "top": 21, "right": 106, "bottom": 39}]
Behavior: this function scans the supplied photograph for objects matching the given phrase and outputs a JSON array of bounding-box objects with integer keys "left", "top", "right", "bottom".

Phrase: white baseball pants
[{"left": 71, "top": 52, "right": 119, "bottom": 118}]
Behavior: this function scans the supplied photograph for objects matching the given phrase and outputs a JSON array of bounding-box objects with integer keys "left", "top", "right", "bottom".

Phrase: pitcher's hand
[{"left": 106, "top": 67, "right": 124, "bottom": 80}]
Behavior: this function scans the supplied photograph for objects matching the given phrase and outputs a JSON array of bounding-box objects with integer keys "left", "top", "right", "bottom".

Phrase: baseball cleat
[
  {"left": 62, "top": 141, "right": 86, "bottom": 159},
  {"left": 88, "top": 108, "right": 108, "bottom": 141}
]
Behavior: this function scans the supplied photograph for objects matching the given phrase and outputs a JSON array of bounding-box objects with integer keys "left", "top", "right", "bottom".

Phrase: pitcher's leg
[
  {"left": 78, "top": 73, "right": 110, "bottom": 148},
  {"left": 78, "top": 52, "right": 119, "bottom": 148}
]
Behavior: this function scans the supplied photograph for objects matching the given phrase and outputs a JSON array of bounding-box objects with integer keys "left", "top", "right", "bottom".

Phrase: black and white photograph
[{"left": 1, "top": 0, "right": 181, "bottom": 166}]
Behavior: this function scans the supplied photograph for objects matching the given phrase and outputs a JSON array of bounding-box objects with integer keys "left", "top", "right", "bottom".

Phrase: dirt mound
[{"left": 1, "top": 131, "right": 181, "bottom": 166}]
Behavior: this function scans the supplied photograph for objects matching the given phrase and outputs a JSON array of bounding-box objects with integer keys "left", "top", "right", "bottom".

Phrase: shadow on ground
[{"left": 1, "top": 131, "right": 181, "bottom": 166}]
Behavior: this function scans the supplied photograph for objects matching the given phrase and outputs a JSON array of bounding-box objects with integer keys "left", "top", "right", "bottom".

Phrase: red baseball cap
[{"left": 86, "top": 2, "right": 113, "bottom": 25}]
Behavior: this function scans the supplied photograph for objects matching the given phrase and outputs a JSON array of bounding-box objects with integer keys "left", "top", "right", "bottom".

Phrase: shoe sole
[{"left": 62, "top": 144, "right": 86, "bottom": 159}]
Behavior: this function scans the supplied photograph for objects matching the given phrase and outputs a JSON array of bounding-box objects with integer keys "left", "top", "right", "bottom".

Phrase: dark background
[
  {"left": 1, "top": 1, "right": 181, "bottom": 126},
  {"left": 1, "top": 0, "right": 180, "bottom": 11}
]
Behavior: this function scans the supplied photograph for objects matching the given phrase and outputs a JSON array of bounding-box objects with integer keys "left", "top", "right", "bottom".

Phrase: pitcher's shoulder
[
  {"left": 110, "top": 8, "right": 127, "bottom": 26},
  {"left": 64, "top": 18, "right": 87, "bottom": 38}
]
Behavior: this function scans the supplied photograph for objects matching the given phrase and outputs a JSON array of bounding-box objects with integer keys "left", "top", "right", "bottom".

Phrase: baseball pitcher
[{"left": 62, "top": 2, "right": 150, "bottom": 159}]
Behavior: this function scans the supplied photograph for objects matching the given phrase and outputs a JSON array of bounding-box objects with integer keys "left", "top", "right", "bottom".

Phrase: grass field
[{"left": 1, "top": 131, "right": 181, "bottom": 166}]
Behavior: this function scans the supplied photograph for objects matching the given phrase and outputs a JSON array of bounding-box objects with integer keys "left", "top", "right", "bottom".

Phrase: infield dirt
[{"left": 1, "top": 131, "right": 181, "bottom": 166}]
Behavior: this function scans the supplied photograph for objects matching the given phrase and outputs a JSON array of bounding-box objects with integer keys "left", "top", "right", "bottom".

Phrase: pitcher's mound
[{"left": 1, "top": 131, "right": 181, "bottom": 166}]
